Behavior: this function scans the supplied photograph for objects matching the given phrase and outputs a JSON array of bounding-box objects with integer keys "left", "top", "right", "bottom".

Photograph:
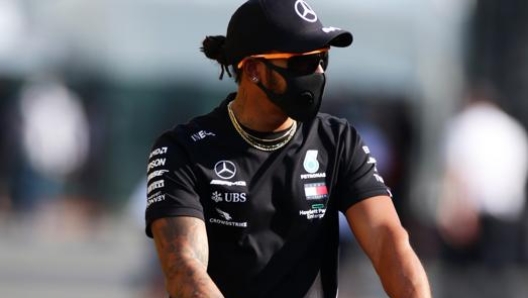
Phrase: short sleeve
[
  {"left": 145, "top": 131, "right": 204, "bottom": 237},
  {"left": 334, "top": 124, "right": 392, "bottom": 212}
]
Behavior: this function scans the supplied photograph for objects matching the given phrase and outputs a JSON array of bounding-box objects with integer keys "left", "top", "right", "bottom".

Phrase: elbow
[
  {"left": 372, "top": 224, "right": 411, "bottom": 269},
  {"left": 374, "top": 227, "right": 431, "bottom": 298}
]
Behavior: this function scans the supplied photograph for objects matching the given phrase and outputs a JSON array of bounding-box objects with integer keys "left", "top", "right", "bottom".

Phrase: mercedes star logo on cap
[{"left": 294, "top": 0, "right": 318, "bottom": 23}]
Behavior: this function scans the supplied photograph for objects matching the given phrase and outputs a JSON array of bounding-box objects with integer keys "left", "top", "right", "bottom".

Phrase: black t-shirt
[{"left": 145, "top": 93, "right": 391, "bottom": 298}]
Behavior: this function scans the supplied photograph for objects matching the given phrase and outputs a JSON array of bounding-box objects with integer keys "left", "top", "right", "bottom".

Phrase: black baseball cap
[{"left": 223, "top": 0, "right": 353, "bottom": 67}]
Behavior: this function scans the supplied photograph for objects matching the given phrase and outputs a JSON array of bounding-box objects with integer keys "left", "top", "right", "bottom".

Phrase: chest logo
[
  {"left": 214, "top": 160, "right": 236, "bottom": 179},
  {"left": 303, "top": 150, "right": 319, "bottom": 173},
  {"left": 304, "top": 182, "right": 328, "bottom": 200},
  {"left": 216, "top": 208, "right": 232, "bottom": 221}
]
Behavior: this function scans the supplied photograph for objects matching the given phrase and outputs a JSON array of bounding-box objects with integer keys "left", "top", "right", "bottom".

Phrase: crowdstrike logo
[
  {"left": 210, "top": 208, "right": 248, "bottom": 227},
  {"left": 294, "top": 0, "right": 317, "bottom": 23},
  {"left": 215, "top": 208, "right": 232, "bottom": 221},
  {"left": 214, "top": 160, "right": 236, "bottom": 180}
]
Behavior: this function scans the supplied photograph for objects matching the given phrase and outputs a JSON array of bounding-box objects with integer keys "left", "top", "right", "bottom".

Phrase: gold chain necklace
[{"left": 227, "top": 101, "right": 297, "bottom": 151}]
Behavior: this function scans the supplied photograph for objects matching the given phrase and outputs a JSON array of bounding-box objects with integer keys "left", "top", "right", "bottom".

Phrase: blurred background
[{"left": 1, "top": 0, "right": 527, "bottom": 297}]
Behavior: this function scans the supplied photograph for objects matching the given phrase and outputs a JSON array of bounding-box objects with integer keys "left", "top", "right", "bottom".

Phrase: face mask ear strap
[
  {"left": 254, "top": 77, "right": 279, "bottom": 100},
  {"left": 253, "top": 60, "right": 286, "bottom": 99},
  {"left": 259, "top": 59, "right": 291, "bottom": 76}
]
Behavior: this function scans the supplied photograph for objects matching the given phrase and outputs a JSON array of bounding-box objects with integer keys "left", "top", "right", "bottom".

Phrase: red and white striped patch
[{"left": 304, "top": 182, "right": 328, "bottom": 200}]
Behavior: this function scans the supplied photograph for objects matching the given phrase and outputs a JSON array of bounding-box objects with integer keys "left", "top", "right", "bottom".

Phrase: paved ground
[
  {"left": 0, "top": 212, "right": 386, "bottom": 298},
  {"left": 1, "top": 211, "right": 527, "bottom": 298},
  {"left": 0, "top": 213, "right": 149, "bottom": 298}
]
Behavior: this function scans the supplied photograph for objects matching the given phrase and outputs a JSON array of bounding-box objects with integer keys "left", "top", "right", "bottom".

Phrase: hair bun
[{"left": 201, "top": 35, "right": 227, "bottom": 64}]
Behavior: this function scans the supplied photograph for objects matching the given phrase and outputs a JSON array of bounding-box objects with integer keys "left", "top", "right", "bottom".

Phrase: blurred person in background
[
  {"left": 7, "top": 74, "right": 95, "bottom": 239},
  {"left": 437, "top": 82, "right": 528, "bottom": 298},
  {"left": 0, "top": 76, "right": 20, "bottom": 217},
  {"left": 144, "top": 0, "right": 431, "bottom": 297}
]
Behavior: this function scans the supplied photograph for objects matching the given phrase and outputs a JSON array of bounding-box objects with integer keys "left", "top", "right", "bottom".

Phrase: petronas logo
[{"left": 303, "top": 150, "right": 319, "bottom": 173}]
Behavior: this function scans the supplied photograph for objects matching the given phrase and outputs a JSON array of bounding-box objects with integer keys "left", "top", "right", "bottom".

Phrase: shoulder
[
  {"left": 151, "top": 95, "right": 232, "bottom": 148},
  {"left": 310, "top": 112, "right": 360, "bottom": 140},
  {"left": 315, "top": 112, "right": 354, "bottom": 130}
]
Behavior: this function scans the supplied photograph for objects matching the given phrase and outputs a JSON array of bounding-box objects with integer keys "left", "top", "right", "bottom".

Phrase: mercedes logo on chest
[
  {"left": 214, "top": 160, "right": 237, "bottom": 180},
  {"left": 294, "top": 0, "right": 318, "bottom": 23}
]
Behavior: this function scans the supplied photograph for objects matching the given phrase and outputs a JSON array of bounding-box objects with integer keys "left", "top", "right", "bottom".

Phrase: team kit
[{"left": 145, "top": 93, "right": 391, "bottom": 297}]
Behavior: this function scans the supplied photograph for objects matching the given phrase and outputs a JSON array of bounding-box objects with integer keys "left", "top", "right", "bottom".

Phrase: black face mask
[{"left": 256, "top": 60, "right": 326, "bottom": 122}]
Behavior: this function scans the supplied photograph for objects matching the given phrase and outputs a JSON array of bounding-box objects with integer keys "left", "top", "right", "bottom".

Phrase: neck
[{"left": 231, "top": 87, "right": 294, "bottom": 132}]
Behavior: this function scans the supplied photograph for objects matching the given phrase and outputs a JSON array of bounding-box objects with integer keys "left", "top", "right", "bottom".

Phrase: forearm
[
  {"left": 346, "top": 197, "right": 431, "bottom": 297},
  {"left": 374, "top": 228, "right": 431, "bottom": 298},
  {"left": 164, "top": 256, "right": 224, "bottom": 298},
  {"left": 152, "top": 217, "right": 224, "bottom": 298}
]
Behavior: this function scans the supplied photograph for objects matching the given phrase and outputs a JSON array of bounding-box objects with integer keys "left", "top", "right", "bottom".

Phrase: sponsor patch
[
  {"left": 191, "top": 130, "right": 215, "bottom": 142},
  {"left": 214, "top": 160, "right": 236, "bottom": 180},
  {"left": 149, "top": 147, "right": 168, "bottom": 159},
  {"left": 147, "top": 180, "right": 164, "bottom": 194},
  {"left": 211, "top": 191, "right": 247, "bottom": 203},
  {"left": 209, "top": 208, "right": 248, "bottom": 227},
  {"left": 210, "top": 180, "right": 247, "bottom": 186},
  {"left": 147, "top": 169, "right": 169, "bottom": 183},
  {"left": 300, "top": 172, "right": 326, "bottom": 180},
  {"left": 147, "top": 194, "right": 165, "bottom": 206},
  {"left": 147, "top": 158, "right": 166, "bottom": 171},
  {"left": 303, "top": 150, "right": 320, "bottom": 173},
  {"left": 304, "top": 182, "right": 328, "bottom": 200},
  {"left": 299, "top": 208, "right": 326, "bottom": 220}
]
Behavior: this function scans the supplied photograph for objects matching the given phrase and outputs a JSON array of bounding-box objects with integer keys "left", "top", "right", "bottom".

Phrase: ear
[{"left": 242, "top": 59, "right": 261, "bottom": 83}]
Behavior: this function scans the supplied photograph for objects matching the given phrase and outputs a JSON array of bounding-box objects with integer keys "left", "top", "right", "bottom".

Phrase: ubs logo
[
  {"left": 294, "top": 0, "right": 318, "bottom": 23},
  {"left": 214, "top": 160, "right": 236, "bottom": 179}
]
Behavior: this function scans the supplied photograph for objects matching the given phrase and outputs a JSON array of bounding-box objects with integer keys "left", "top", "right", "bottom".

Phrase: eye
[{"left": 287, "top": 52, "right": 329, "bottom": 76}]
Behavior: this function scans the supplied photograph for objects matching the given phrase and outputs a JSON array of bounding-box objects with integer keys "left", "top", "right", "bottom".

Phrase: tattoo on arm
[
  {"left": 152, "top": 217, "right": 223, "bottom": 298},
  {"left": 160, "top": 217, "right": 209, "bottom": 266}
]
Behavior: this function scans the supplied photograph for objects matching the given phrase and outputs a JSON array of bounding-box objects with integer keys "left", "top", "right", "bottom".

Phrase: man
[
  {"left": 437, "top": 84, "right": 528, "bottom": 298},
  {"left": 145, "top": 0, "right": 431, "bottom": 297}
]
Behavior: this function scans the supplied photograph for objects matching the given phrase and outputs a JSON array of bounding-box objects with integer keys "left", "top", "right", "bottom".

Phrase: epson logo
[{"left": 148, "top": 158, "right": 166, "bottom": 171}]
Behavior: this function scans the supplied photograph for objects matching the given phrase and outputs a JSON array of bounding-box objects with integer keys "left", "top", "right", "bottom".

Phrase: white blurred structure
[
  {"left": 0, "top": 0, "right": 25, "bottom": 55},
  {"left": 442, "top": 100, "right": 528, "bottom": 221},
  {"left": 0, "top": 0, "right": 473, "bottom": 90},
  {"left": 19, "top": 77, "right": 90, "bottom": 179},
  {"left": 435, "top": 85, "right": 528, "bottom": 298}
]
